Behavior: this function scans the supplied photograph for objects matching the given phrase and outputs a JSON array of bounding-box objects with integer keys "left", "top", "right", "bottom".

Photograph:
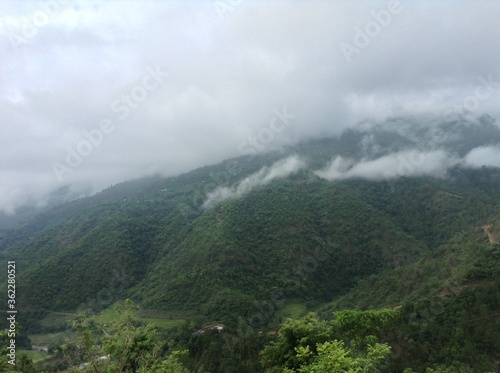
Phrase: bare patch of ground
[{"left": 483, "top": 224, "right": 498, "bottom": 244}]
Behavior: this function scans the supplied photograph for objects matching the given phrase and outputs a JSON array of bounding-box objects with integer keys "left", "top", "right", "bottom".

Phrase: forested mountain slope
[
  {"left": 0, "top": 117, "right": 499, "bottom": 371},
  {"left": 1, "top": 118, "right": 500, "bottom": 317}
]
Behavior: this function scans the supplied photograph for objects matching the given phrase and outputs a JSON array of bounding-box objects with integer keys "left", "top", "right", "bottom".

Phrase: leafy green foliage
[
  {"left": 57, "top": 300, "right": 191, "bottom": 373},
  {"left": 292, "top": 340, "right": 390, "bottom": 373},
  {"left": 260, "top": 310, "right": 396, "bottom": 372},
  {"left": 1, "top": 125, "right": 500, "bottom": 372}
]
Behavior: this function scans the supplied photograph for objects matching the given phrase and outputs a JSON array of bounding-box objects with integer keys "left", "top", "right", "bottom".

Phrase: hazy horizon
[{"left": 1, "top": 0, "right": 500, "bottom": 214}]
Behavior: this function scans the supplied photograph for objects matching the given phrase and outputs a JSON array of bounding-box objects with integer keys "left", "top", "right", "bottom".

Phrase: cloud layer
[
  {"left": 464, "top": 146, "right": 500, "bottom": 168},
  {"left": 314, "top": 150, "right": 459, "bottom": 181},
  {"left": 315, "top": 145, "right": 500, "bottom": 182},
  {"left": 1, "top": 1, "right": 500, "bottom": 213},
  {"left": 203, "top": 155, "right": 305, "bottom": 208}
]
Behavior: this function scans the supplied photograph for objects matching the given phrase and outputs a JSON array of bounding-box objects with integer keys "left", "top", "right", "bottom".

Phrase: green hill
[{"left": 1, "top": 119, "right": 500, "bottom": 371}]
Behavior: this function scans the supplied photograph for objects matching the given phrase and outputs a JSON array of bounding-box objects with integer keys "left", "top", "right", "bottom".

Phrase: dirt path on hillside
[{"left": 483, "top": 224, "right": 498, "bottom": 244}]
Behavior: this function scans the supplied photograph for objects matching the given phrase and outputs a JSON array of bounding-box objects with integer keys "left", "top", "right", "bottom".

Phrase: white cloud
[
  {"left": 464, "top": 145, "right": 500, "bottom": 168},
  {"left": 315, "top": 150, "right": 460, "bottom": 181},
  {"left": 1, "top": 0, "right": 500, "bottom": 213},
  {"left": 203, "top": 155, "right": 305, "bottom": 208}
]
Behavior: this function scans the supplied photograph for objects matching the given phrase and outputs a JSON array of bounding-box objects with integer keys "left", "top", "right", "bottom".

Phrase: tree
[
  {"left": 260, "top": 310, "right": 395, "bottom": 372},
  {"left": 64, "top": 299, "right": 190, "bottom": 372},
  {"left": 291, "top": 339, "right": 390, "bottom": 373},
  {"left": 331, "top": 308, "right": 399, "bottom": 349}
]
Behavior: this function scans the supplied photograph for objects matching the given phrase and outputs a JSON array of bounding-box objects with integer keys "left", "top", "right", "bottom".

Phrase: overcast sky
[{"left": 1, "top": 0, "right": 500, "bottom": 214}]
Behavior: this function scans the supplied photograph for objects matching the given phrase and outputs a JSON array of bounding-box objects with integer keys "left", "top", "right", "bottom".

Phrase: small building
[{"left": 192, "top": 323, "right": 225, "bottom": 335}]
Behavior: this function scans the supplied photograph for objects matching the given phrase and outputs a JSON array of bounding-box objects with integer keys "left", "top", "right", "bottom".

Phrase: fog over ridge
[
  {"left": 314, "top": 144, "right": 500, "bottom": 182},
  {"left": 1, "top": 0, "right": 500, "bottom": 214},
  {"left": 203, "top": 155, "right": 305, "bottom": 208}
]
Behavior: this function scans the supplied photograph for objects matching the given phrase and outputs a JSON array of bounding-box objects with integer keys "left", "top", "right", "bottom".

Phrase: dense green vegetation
[
  {"left": 1, "top": 120, "right": 500, "bottom": 371},
  {"left": 2, "top": 296, "right": 498, "bottom": 372}
]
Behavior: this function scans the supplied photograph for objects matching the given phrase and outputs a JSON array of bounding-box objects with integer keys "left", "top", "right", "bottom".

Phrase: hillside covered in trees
[{"left": 1, "top": 118, "right": 499, "bottom": 372}]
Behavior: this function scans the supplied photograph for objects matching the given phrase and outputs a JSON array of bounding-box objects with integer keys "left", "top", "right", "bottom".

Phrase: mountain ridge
[
  {"left": 1, "top": 118, "right": 499, "bottom": 321},
  {"left": 1, "top": 117, "right": 500, "bottom": 371}
]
